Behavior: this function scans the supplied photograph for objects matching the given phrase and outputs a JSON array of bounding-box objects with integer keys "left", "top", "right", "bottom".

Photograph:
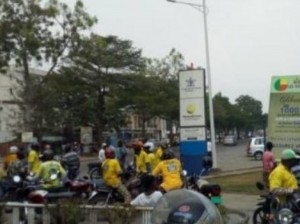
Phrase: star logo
[{"left": 186, "top": 77, "right": 196, "bottom": 87}]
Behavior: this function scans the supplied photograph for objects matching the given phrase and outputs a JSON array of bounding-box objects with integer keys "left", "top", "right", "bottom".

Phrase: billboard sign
[
  {"left": 179, "top": 69, "right": 205, "bottom": 127},
  {"left": 268, "top": 75, "right": 300, "bottom": 152},
  {"left": 180, "top": 127, "right": 206, "bottom": 141}
]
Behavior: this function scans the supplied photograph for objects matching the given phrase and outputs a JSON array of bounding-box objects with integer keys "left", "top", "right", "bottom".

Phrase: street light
[{"left": 167, "top": 0, "right": 217, "bottom": 168}]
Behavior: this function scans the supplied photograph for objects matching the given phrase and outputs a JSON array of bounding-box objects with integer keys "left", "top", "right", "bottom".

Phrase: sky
[{"left": 62, "top": 0, "right": 300, "bottom": 112}]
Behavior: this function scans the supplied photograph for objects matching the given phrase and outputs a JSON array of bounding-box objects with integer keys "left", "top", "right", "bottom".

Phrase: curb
[{"left": 204, "top": 166, "right": 261, "bottom": 179}]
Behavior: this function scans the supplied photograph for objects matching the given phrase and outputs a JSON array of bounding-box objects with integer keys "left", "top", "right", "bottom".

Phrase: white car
[{"left": 246, "top": 137, "right": 265, "bottom": 160}]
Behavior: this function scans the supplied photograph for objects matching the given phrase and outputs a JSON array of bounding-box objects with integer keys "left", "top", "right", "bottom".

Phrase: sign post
[
  {"left": 268, "top": 75, "right": 300, "bottom": 157},
  {"left": 179, "top": 69, "right": 207, "bottom": 175}
]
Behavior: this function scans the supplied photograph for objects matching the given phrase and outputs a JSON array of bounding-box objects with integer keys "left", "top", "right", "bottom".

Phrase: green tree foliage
[
  {"left": 0, "top": 0, "right": 96, "bottom": 130},
  {"left": 235, "top": 95, "right": 263, "bottom": 131}
]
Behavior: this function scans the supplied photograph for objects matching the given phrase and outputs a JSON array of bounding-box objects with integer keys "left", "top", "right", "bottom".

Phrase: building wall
[{"left": 0, "top": 67, "right": 46, "bottom": 143}]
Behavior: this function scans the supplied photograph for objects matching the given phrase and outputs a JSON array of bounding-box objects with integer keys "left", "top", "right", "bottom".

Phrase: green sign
[
  {"left": 268, "top": 75, "right": 300, "bottom": 156},
  {"left": 271, "top": 75, "right": 300, "bottom": 93}
]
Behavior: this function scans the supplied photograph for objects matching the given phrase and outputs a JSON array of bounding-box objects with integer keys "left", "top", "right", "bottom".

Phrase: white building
[{"left": 0, "top": 67, "right": 46, "bottom": 143}]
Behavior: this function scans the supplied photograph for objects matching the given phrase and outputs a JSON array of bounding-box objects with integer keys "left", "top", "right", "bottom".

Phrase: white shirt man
[{"left": 130, "top": 191, "right": 162, "bottom": 206}]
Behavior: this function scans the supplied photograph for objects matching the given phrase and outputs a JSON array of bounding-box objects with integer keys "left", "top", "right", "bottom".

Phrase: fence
[
  {"left": 0, "top": 202, "right": 249, "bottom": 224},
  {"left": 1, "top": 202, "right": 153, "bottom": 224}
]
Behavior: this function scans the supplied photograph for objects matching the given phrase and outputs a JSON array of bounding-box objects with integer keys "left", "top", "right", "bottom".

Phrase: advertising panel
[
  {"left": 179, "top": 70, "right": 205, "bottom": 99},
  {"left": 80, "top": 126, "right": 93, "bottom": 145},
  {"left": 268, "top": 75, "right": 300, "bottom": 152},
  {"left": 180, "top": 127, "right": 206, "bottom": 141},
  {"left": 180, "top": 98, "right": 205, "bottom": 126}
]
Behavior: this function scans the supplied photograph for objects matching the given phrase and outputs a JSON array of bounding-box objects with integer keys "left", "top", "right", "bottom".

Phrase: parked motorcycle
[
  {"left": 253, "top": 182, "right": 300, "bottom": 224},
  {"left": 186, "top": 169, "right": 222, "bottom": 205}
]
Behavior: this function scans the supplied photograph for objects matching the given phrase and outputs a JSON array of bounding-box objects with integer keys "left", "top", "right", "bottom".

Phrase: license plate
[{"left": 211, "top": 196, "right": 222, "bottom": 204}]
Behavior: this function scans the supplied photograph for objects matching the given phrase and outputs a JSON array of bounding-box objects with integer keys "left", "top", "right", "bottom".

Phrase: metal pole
[{"left": 202, "top": 0, "right": 217, "bottom": 168}]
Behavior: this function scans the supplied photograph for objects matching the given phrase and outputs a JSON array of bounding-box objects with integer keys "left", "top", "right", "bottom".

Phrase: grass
[{"left": 208, "top": 171, "right": 262, "bottom": 194}]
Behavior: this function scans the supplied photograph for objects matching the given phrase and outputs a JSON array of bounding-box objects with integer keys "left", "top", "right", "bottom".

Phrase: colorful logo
[
  {"left": 274, "top": 79, "right": 288, "bottom": 91},
  {"left": 186, "top": 104, "right": 196, "bottom": 114}
]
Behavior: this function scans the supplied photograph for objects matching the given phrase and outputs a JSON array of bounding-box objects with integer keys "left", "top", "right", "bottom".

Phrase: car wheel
[{"left": 254, "top": 152, "right": 263, "bottom": 160}]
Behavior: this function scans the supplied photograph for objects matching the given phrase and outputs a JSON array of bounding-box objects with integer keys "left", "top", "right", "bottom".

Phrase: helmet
[
  {"left": 144, "top": 142, "right": 155, "bottom": 152},
  {"left": 9, "top": 146, "right": 18, "bottom": 153},
  {"left": 31, "top": 142, "right": 40, "bottom": 151},
  {"left": 105, "top": 147, "right": 115, "bottom": 159},
  {"left": 151, "top": 189, "right": 223, "bottom": 224},
  {"left": 162, "top": 149, "right": 174, "bottom": 160},
  {"left": 133, "top": 140, "right": 143, "bottom": 148},
  {"left": 43, "top": 149, "right": 54, "bottom": 161}
]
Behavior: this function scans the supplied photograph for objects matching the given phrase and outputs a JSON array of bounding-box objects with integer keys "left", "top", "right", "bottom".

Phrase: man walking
[{"left": 262, "top": 141, "right": 275, "bottom": 187}]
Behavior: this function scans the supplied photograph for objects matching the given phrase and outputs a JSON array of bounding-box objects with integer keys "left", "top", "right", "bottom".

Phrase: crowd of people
[
  {"left": 0, "top": 138, "right": 184, "bottom": 207},
  {"left": 99, "top": 139, "right": 184, "bottom": 205}
]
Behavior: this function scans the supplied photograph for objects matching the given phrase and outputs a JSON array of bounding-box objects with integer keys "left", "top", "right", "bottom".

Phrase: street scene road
[{"left": 1, "top": 139, "right": 262, "bottom": 224}]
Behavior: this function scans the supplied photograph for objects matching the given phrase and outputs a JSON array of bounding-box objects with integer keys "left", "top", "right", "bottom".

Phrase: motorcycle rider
[
  {"left": 152, "top": 149, "right": 183, "bottom": 193},
  {"left": 102, "top": 147, "right": 131, "bottom": 203},
  {"left": 144, "top": 142, "right": 156, "bottom": 173},
  {"left": 6, "top": 150, "right": 28, "bottom": 179},
  {"left": 3, "top": 146, "right": 18, "bottom": 171},
  {"left": 133, "top": 141, "right": 148, "bottom": 174},
  {"left": 32, "top": 149, "right": 66, "bottom": 189},
  {"left": 28, "top": 142, "right": 41, "bottom": 174},
  {"left": 61, "top": 145, "right": 80, "bottom": 180},
  {"left": 269, "top": 149, "right": 298, "bottom": 201}
]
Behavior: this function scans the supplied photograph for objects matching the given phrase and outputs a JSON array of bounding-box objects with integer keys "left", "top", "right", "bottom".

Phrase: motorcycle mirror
[
  {"left": 182, "top": 170, "right": 188, "bottom": 177},
  {"left": 50, "top": 173, "right": 58, "bottom": 180},
  {"left": 256, "top": 182, "right": 265, "bottom": 190},
  {"left": 13, "top": 175, "right": 21, "bottom": 183}
]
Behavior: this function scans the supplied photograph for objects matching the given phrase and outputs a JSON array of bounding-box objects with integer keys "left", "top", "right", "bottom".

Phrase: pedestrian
[
  {"left": 98, "top": 143, "right": 107, "bottom": 163},
  {"left": 262, "top": 141, "right": 275, "bottom": 187},
  {"left": 115, "top": 140, "right": 127, "bottom": 169}
]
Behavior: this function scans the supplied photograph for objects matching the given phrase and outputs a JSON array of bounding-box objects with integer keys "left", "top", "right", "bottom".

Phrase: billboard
[
  {"left": 179, "top": 70, "right": 206, "bottom": 127},
  {"left": 268, "top": 75, "right": 300, "bottom": 153}
]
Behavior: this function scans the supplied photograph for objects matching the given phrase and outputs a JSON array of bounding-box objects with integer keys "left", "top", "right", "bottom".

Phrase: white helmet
[
  {"left": 144, "top": 142, "right": 155, "bottom": 152},
  {"left": 9, "top": 146, "right": 18, "bottom": 153}
]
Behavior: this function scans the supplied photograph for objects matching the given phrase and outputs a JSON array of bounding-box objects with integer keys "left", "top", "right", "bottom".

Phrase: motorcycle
[
  {"left": 253, "top": 182, "right": 300, "bottom": 224},
  {"left": 186, "top": 168, "right": 222, "bottom": 205},
  {"left": 87, "top": 162, "right": 101, "bottom": 180},
  {"left": 88, "top": 165, "right": 142, "bottom": 205}
]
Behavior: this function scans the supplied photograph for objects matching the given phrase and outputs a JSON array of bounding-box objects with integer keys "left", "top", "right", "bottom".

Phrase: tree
[
  {"left": 235, "top": 95, "right": 263, "bottom": 131},
  {"left": 0, "top": 0, "right": 96, "bottom": 130},
  {"left": 63, "top": 34, "right": 145, "bottom": 141}
]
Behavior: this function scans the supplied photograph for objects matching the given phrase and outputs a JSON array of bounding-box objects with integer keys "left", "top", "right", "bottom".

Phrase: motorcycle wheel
[
  {"left": 88, "top": 194, "right": 110, "bottom": 205},
  {"left": 252, "top": 206, "right": 270, "bottom": 224},
  {"left": 89, "top": 168, "right": 101, "bottom": 180}
]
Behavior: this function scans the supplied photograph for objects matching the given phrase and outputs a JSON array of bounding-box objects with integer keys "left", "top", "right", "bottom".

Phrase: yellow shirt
[
  {"left": 4, "top": 153, "right": 17, "bottom": 170},
  {"left": 154, "top": 147, "right": 163, "bottom": 168},
  {"left": 146, "top": 153, "right": 156, "bottom": 172},
  {"left": 102, "top": 159, "right": 122, "bottom": 187},
  {"left": 36, "top": 161, "right": 66, "bottom": 188},
  {"left": 269, "top": 163, "right": 297, "bottom": 190},
  {"left": 28, "top": 150, "right": 41, "bottom": 174},
  {"left": 152, "top": 158, "right": 183, "bottom": 191},
  {"left": 135, "top": 150, "right": 147, "bottom": 173},
  {"left": 269, "top": 163, "right": 297, "bottom": 201}
]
